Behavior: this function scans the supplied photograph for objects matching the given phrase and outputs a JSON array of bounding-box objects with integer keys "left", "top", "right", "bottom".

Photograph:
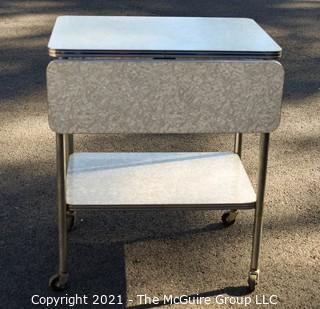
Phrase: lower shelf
[{"left": 66, "top": 152, "right": 256, "bottom": 210}]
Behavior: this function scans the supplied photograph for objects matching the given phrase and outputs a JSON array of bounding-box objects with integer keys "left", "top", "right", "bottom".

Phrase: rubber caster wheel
[
  {"left": 247, "top": 273, "right": 258, "bottom": 292},
  {"left": 67, "top": 211, "right": 75, "bottom": 232},
  {"left": 221, "top": 211, "right": 238, "bottom": 227},
  {"left": 49, "top": 274, "right": 69, "bottom": 291}
]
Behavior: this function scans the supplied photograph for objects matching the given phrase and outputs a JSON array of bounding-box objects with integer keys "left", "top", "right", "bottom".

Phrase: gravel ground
[{"left": 0, "top": 1, "right": 319, "bottom": 308}]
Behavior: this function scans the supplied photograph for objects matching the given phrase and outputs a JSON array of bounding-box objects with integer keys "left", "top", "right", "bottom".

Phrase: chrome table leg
[
  {"left": 248, "top": 132, "right": 270, "bottom": 291},
  {"left": 234, "top": 133, "right": 243, "bottom": 157},
  {"left": 49, "top": 133, "right": 69, "bottom": 290},
  {"left": 221, "top": 133, "right": 243, "bottom": 226},
  {"left": 63, "top": 134, "right": 75, "bottom": 231}
]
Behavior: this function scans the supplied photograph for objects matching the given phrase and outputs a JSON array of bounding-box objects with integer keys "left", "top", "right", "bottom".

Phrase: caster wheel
[
  {"left": 49, "top": 274, "right": 69, "bottom": 291},
  {"left": 221, "top": 211, "right": 238, "bottom": 227},
  {"left": 247, "top": 273, "right": 258, "bottom": 292},
  {"left": 67, "top": 211, "right": 75, "bottom": 232}
]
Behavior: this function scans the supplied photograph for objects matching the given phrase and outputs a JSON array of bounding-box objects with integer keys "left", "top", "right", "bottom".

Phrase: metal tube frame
[
  {"left": 55, "top": 133, "right": 73, "bottom": 285},
  {"left": 56, "top": 134, "right": 68, "bottom": 277},
  {"left": 226, "top": 133, "right": 243, "bottom": 219},
  {"left": 52, "top": 132, "right": 269, "bottom": 289},
  {"left": 249, "top": 132, "right": 270, "bottom": 279},
  {"left": 63, "top": 134, "right": 74, "bottom": 216},
  {"left": 234, "top": 133, "right": 243, "bottom": 157},
  {"left": 63, "top": 134, "right": 74, "bottom": 171}
]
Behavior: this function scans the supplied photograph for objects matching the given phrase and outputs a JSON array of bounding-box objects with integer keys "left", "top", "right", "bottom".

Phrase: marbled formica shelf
[{"left": 66, "top": 152, "right": 256, "bottom": 209}]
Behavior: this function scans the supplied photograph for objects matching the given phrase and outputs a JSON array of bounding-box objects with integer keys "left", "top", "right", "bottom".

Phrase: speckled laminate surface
[
  {"left": 66, "top": 152, "right": 256, "bottom": 206},
  {"left": 47, "top": 60, "right": 284, "bottom": 134}
]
